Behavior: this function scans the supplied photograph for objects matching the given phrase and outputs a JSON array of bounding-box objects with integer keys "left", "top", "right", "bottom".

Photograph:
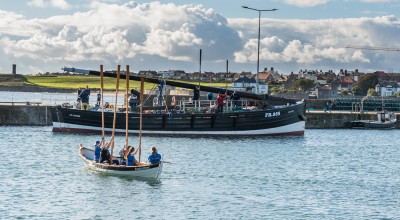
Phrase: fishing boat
[
  {"left": 350, "top": 111, "right": 397, "bottom": 129},
  {"left": 79, "top": 65, "right": 163, "bottom": 179},
  {"left": 349, "top": 95, "right": 397, "bottom": 129},
  {"left": 51, "top": 67, "right": 306, "bottom": 136}
]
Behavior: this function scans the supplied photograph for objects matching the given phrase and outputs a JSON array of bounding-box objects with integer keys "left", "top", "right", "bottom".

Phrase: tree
[
  {"left": 293, "top": 79, "right": 315, "bottom": 92},
  {"left": 326, "top": 76, "right": 335, "bottom": 83},
  {"left": 270, "top": 86, "right": 282, "bottom": 94},
  {"left": 352, "top": 86, "right": 362, "bottom": 96},
  {"left": 367, "top": 88, "right": 378, "bottom": 96},
  {"left": 353, "top": 73, "right": 379, "bottom": 96}
]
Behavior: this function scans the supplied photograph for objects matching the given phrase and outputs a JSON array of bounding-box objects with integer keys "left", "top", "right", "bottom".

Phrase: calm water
[
  {"left": 0, "top": 91, "right": 129, "bottom": 106},
  {"left": 0, "top": 127, "right": 399, "bottom": 219}
]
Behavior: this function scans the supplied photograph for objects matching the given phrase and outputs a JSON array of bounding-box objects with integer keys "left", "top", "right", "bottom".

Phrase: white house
[
  {"left": 232, "top": 77, "right": 268, "bottom": 94},
  {"left": 375, "top": 82, "right": 400, "bottom": 96}
]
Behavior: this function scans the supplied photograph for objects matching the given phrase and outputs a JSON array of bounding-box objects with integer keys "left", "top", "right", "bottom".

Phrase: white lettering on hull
[{"left": 265, "top": 112, "right": 280, "bottom": 118}]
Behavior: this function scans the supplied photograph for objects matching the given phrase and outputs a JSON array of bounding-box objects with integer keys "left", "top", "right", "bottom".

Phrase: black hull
[{"left": 51, "top": 103, "right": 306, "bottom": 136}]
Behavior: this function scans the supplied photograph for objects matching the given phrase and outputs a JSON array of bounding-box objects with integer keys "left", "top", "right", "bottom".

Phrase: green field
[{"left": 22, "top": 75, "right": 229, "bottom": 90}]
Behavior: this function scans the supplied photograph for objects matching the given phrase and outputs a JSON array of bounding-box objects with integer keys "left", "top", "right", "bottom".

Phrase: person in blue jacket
[
  {"left": 94, "top": 140, "right": 102, "bottom": 162},
  {"left": 127, "top": 146, "right": 139, "bottom": 166},
  {"left": 148, "top": 147, "right": 161, "bottom": 165}
]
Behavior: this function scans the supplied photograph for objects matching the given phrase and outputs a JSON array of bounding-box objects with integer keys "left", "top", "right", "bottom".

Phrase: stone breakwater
[{"left": 0, "top": 104, "right": 397, "bottom": 128}]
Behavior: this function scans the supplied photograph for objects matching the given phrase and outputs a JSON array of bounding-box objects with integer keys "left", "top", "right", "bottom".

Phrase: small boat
[
  {"left": 78, "top": 65, "right": 163, "bottom": 179},
  {"left": 350, "top": 111, "right": 397, "bottom": 129},
  {"left": 79, "top": 145, "right": 163, "bottom": 179}
]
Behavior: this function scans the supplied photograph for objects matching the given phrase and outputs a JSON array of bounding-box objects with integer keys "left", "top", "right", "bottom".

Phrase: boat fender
[
  {"left": 298, "top": 114, "right": 307, "bottom": 121},
  {"left": 171, "top": 96, "right": 176, "bottom": 106}
]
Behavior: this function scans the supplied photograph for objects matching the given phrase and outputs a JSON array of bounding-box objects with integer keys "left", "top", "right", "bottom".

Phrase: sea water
[
  {"left": 0, "top": 91, "right": 128, "bottom": 106},
  {"left": 0, "top": 127, "right": 399, "bottom": 219}
]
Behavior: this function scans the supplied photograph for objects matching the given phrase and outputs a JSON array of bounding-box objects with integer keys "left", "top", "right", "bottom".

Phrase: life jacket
[
  {"left": 148, "top": 153, "right": 161, "bottom": 164},
  {"left": 127, "top": 154, "right": 135, "bottom": 166},
  {"left": 94, "top": 145, "right": 101, "bottom": 159}
]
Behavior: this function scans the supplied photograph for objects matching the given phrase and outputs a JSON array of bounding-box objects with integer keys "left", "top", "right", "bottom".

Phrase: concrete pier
[
  {"left": 0, "top": 105, "right": 52, "bottom": 126},
  {"left": 305, "top": 110, "right": 387, "bottom": 128},
  {"left": 0, "top": 104, "right": 397, "bottom": 128}
]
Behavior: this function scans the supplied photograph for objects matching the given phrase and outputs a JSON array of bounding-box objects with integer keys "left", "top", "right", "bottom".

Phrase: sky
[{"left": 0, "top": 0, "right": 400, "bottom": 75}]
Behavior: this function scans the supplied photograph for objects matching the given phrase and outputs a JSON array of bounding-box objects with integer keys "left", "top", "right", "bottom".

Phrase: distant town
[{"left": 30, "top": 66, "right": 400, "bottom": 99}]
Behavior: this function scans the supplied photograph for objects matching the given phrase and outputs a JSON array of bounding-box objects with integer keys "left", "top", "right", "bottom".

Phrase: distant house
[
  {"left": 190, "top": 72, "right": 201, "bottom": 81},
  {"left": 232, "top": 77, "right": 268, "bottom": 94},
  {"left": 258, "top": 73, "right": 274, "bottom": 83},
  {"left": 304, "top": 73, "right": 318, "bottom": 83},
  {"left": 315, "top": 85, "right": 332, "bottom": 99},
  {"left": 138, "top": 70, "right": 157, "bottom": 77},
  {"left": 171, "top": 70, "right": 187, "bottom": 80},
  {"left": 316, "top": 74, "right": 327, "bottom": 85},
  {"left": 157, "top": 71, "right": 174, "bottom": 79},
  {"left": 263, "top": 67, "right": 280, "bottom": 81},
  {"left": 315, "top": 83, "right": 339, "bottom": 99},
  {"left": 375, "top": 81, "right": 400, "bottom": 96},
  {"left": 216, "top": 72, "right": 236, "bottom": 82},
  {"left": 339, "top": 77, "right": 355, "bottom": 91},
  {"left": 239, "top": 71, "right": 252, "bottom": 79},
  {"left": 283, "top": 72, "right": 298, "bottom": 90}
]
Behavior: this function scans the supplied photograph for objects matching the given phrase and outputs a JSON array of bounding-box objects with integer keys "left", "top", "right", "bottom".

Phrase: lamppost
[{"left": 242, "top": 6, "right": 277, "bottom": 94}]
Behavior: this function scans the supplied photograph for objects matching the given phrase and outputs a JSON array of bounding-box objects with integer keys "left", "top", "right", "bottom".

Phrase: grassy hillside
[
  {"left": 20, "top": 75, "right": 229, "bottom": 90},
  {"left": 0, "top": 74, "right": 27, "bottom": 86}
]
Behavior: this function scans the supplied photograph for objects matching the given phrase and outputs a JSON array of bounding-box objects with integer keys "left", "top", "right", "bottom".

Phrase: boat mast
[
  {"left": 199, "top": 49, "right": 202, "bottom": 87},
  {"left": 225, "top": 60, "right": 228, "bottom": 91},
  {"left": 138, "top": 77, "right": 144, "bottom": 163},
  {"left": 125, "top": 65, "right": 130, "bottom": 149},
  {"left": 109, "top": 65, "right": 120, "bottom": 164}
]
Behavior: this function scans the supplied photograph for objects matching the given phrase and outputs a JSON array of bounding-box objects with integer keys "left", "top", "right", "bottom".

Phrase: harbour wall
[
  {"left": 0, "top": 104, "right": 397, "bottom": 128},
  {"left": 0, "top": 105, "right": 52, "bottom": 126},
  {"left": 305, "top": 111, "right": 384, "bottom": 129}
]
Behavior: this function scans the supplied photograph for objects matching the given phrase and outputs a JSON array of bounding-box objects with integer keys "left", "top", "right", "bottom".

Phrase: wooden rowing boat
[{"left": 78, "top": 65, "right": 163, "bottom": 179}]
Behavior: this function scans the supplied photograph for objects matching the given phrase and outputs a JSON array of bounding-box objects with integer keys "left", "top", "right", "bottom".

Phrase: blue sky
[
  {"left": 3, "top": 0, "right": 400, "bottom": 19},
  {"left": 0, "top": 0, "right": 400, "bottom": 74}
]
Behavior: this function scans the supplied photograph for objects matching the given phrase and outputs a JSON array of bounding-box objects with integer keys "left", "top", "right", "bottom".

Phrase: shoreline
[{"left": 0, "top": 85, "right": 76, "bottom": 93}]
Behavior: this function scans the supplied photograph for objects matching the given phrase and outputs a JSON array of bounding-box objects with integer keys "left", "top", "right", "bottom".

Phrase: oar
[
  {"left": 138, "top": 77, "right": 144, "bottom": 163},
  {"left": 100, "top": 65, "right": 105, "bottom": 138},
  {"left": 109, "top": 65, "right": 120, "bottom": 164},
  {"left": 124, "top": 65, "right": 130, "bottom": 160}
]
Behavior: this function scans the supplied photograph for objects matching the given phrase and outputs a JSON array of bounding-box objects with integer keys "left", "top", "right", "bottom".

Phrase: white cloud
[
  {"left": 0, "top": 2, "right": 242, "bottom": 73},
  {"left": 230, "top": 15, "right": 400, "bottom": 71},
  {"left": 51, "top": 0, "right": 72, "bottom": 10},
  {"left": 27, "top": 0, "right": 71, "bottom": 10},
  {"left": 283, "top": 0, "right": 329, "bottom": 7},
  {"left": 28, "top": 0, "right": 46, "bottom": 8},
  {"left": 1, "top": 1, "right": 400, "bottom": 74}
]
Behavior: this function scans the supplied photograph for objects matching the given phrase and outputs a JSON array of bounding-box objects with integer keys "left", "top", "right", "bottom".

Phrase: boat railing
[{"left": 178, "top": 99, "right": 252, "bottom": 113}]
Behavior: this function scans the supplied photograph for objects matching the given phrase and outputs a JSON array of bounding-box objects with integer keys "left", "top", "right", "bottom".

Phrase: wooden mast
[
  {"left": 109, "top": 65, "right": 120, "bottom": 164},
  {"left": 125, "top": 65, "right": 130, "bottom": 149},
  {"left": 225, "top": 60, "right": 228, "bottom": 91},
  {"left": 100, "top": 65, "right": 105, "bottom": 137},
  {"left": 138, "top": 77, "right": 144, "bottom": 163}
]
